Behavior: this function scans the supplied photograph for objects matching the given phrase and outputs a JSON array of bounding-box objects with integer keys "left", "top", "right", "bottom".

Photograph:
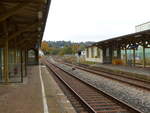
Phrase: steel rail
[
  {"left": 62, "top": 62, "right": 150, "bottom": 90},
  {"left": 45, "top": 59, "right": 142, "bottom": 113},
  {"left": 45, "top": 61, "right": 96, "bottom": 113}
]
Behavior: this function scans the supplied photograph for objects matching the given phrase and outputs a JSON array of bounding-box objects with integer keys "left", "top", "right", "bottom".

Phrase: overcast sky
[{"left": 43, "top": 0, "right": 150, "bottom": 42}]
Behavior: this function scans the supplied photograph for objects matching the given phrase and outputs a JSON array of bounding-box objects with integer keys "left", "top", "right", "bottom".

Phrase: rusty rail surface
[
  {"left": 61, "top": 62, "right": 150, "bottom": 90},
  {"left": 43, "top": 59, "right": 142, "bottom": 113}
]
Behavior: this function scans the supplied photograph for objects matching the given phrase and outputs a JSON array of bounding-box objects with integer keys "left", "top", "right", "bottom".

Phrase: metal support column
[
  {"left": 14, "top": 48, "right": 17, "bottom": 64},
  {"left": 125, "top": 48, "right": 127, "bottom": 65},
  {"left": 14, "top": 48, "right": 17, "bottom": 78},
  {"left": 3, "top": 22, "right": 9, "bottom": 83},
  {"left": 117, "top": 48, "right": 121, "bottom": 59},
  {"left": 25, "top": 49, "right": 27, "bottom": 76},
  {"left": 3, "top": 40, "right": 9, "bottom": 83},
  {"left": 36, "top": 49, "right": 39, "bottom": 65},
  {"left": 143, "top": 45, "right": 146, "bottom": 68},
  {"left": 133, "top": 48, "right": 135, "bottom": 66},
  {"left": 20, "top": 50, "right": 23, "bottom": 82},
  {"left": 0, "top": 49, "right": 2, "bottom": 80}
]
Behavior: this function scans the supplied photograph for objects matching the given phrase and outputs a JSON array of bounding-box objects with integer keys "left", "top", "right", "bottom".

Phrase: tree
[
  {"left": 41, "top": 41, "right": 50, "bottom": 54},
  {"left": 63, "top": 46, "right": 73, "bottom": 54}
]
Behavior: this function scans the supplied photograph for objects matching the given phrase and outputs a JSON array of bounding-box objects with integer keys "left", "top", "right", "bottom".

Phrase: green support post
[
  {"left": 143, "top": 45, "right": 146, "bottom": 68},
  {"left": 3, "top": 40, "right": 9, "bottom": 83},
  {"left": 125, "top": 48, "right": 127, "bottom": 65},
  {"left": 133, "top": 48, "right": 135, "bottom": 67}
]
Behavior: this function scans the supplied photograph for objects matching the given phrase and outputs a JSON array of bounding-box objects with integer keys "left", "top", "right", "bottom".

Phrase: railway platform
[
  {"left": 94, "top": 64, "right": 150, "bottom": 78},
  {"left": 0, "top": 65, "right": 76, "bottom": 113}
]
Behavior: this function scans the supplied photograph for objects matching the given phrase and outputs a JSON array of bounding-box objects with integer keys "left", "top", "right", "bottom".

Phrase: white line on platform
[{"left": 39, "top": 65, "right": 49, "bottom": 113}]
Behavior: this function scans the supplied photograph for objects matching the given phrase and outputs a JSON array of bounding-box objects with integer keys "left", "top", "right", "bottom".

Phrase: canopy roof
[
  {"left": 92, "top": 29, "right": 150, "bottom": 49},
  {"left": 0, "top": 0, "right": 51, "bottom": 49}
]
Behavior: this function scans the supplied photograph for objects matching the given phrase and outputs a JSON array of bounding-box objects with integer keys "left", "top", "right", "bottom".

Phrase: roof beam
[
  {"left": 0, "top": 0, "right": 46, "bottom": 3},
  {"left": 21, "top": 40, "right": 36, "bottom": 49},
  {"left": 0, "top": 3, "right": 28, "bottom": 22},
  {"left": 8, "top": 22, "right": 39, "bottom": 41},
  {"left": 17, "top": 34, "right": 38, "bottom": 46}
]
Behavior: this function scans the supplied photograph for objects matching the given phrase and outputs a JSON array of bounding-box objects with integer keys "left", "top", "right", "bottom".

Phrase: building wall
[
  {"left": 135, "top": 21, "right": 150, "bottom": 32},
  {"left": 85, "top": 46, "right": 103, "bottom": 63},
  {"left": 88, "top": 48, "right": 92, "bottom": 58},
  {"left": 85, "top": 46, "right": 122, "bottom": 64}
]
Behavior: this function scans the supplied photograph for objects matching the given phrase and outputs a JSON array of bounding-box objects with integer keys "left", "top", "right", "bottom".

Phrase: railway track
[
  {"left": 46, "top": 63, "right": 88, "bottom": 113},
  {"left": 44, "top": 59, "right": 142, "bottom": 113},
  {"left": 60, "top": 62, "right": 150, "bottom": 90}
]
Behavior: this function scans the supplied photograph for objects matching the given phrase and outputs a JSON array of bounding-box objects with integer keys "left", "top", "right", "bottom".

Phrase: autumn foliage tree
[
  {"left": 41, "top": 41, "right": 89, "bottom": 56},
  {"left": 41, "top": 41, "right": 51, "bottom": 54}
]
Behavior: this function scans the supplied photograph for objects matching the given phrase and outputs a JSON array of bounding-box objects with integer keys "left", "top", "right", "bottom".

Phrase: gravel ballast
[{"left": 50, "top": 59, "right": 150, "bottom": 113}]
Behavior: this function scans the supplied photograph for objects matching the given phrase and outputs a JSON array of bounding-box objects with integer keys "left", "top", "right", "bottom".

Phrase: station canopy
[
  {"left": 0, "top": 0, "right": 51, "bottom": 49},
  {"left": 92, "top": 29, "right": 150, "bottom": 49}
]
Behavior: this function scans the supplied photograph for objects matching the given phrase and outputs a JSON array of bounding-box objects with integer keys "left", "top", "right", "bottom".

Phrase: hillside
[{"left": 47, "top": 41, "right": 94, "bottom": 48}]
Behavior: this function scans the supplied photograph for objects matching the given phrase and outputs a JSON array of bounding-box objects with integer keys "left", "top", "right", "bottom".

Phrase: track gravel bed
[{"left": 51, "top": 60, "right": 150, "bottom": 113}]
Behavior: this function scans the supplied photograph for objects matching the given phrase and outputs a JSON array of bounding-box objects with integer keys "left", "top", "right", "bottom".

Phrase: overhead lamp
[
  {"left": 116, "top": 38, "right": 122, "bottom": 41},
  {"left": 38, "top": 11, "right": 43, "bottom": 19},
  {"left": 134, "top": 34, "right": 142, "bottom": 38},
  {"left": 38, "top": 27, "right": 41, "bottom": 31}
]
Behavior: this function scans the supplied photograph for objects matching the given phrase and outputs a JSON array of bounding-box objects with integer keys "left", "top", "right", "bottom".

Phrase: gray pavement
[
  {"left": 94, "top": 64, "right": 150, "bottom": 76},
  {"left": 0, "top": 65, "right": 76, "bottom": 113}
]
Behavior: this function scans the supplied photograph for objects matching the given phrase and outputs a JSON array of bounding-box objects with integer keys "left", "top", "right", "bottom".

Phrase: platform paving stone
[
  {"left": 0, "top": 66, "right": 43, "bottom": 113},
  {"left": 41, "top": 65, "right": 77, "bottom": 113},
  {"left": 0, "top": 65, "right": 77, "bottom": 113}
]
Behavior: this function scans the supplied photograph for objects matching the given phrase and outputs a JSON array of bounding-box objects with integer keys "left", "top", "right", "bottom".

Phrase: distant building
[
  {"left": 75, "top": 50, "right": 85, "bottom": 57},
  {"left": 75, "top": 50, "right": 86, "bottom": 63},
  {"left": 135, "top": 21, "right": 150, "bottom": 32},
  {"left": 85, "top": 46, "right": 103, "bottom": 63},
  {"left": 39, "top": 49, "right": 44, "bottom": 56}
]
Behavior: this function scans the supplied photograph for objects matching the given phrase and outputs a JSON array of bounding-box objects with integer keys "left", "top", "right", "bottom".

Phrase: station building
[
  {"left": 85, "top": 46, "right": 103, "bottom": 63},
  {"left": 85, "top": 23, "right": 150, "bottom": 67},
  {"left": 0, "top": 0, "right": 51, "bottom": 83}
]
